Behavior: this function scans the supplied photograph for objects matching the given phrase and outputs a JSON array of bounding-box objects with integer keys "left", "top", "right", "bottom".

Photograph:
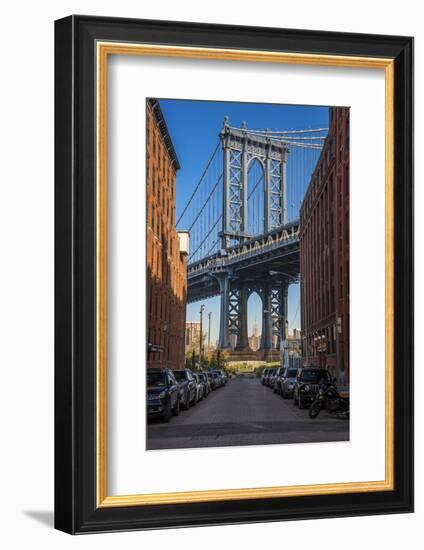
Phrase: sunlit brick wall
[{"left": 146, "top": 99, "right": 187, "bottom": 371}]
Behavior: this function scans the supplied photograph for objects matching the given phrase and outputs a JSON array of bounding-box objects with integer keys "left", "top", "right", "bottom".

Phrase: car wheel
[
  {"left": 293, "top": 392, "right": 298, "bottom": 406},
  {"left": 161, "top": 401, "right": 172, "bottom": 423},
  {"left": 191, "top": 392, "right": 197, "bottom": 406},
  {"left": 172, "top": 397, "right": 180, "bottom": 416}
]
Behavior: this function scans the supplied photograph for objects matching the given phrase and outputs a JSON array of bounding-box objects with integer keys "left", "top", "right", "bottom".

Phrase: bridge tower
[
  {"left": 220, "top": 117, "right": 289, "bottom": 247},
  {"left": 215, "top": 118, "right": 291, "bottom": 358}
]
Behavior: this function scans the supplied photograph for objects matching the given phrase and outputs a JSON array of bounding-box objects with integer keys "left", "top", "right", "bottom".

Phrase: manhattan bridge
[{"left": 177, "top": 117, "right": 326, "bottom": 360}]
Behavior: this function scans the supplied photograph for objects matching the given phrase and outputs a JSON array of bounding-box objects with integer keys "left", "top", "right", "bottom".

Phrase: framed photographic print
[{"left": 54, "top": 15, "right": 414, "bottom": 533}]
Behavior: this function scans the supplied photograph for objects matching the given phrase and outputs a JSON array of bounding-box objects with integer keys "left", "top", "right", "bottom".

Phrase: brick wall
[
  {"left": 146, "top": 99, "right": 187, "bottom": 371},
  {"left": 299, "top": 107, "right": 350, "bottom": 384}
]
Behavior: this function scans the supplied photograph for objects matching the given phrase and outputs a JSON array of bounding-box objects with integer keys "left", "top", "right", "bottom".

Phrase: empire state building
[{"left": 248, "top": 318, "right": 261, "bottom": 352}]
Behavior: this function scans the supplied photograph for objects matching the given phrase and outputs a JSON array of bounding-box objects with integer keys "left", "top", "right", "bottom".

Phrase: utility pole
[
  {"left": 207, "top": 312, "right": 212, "bottom": 352},
  {"left": 199, "top": 304, "right": 205, "bottom": 369}
]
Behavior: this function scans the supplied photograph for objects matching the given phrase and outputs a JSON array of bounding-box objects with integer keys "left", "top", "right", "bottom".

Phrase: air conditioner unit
[{"left": 178, "top": 230, "right": 189, "bottom": 255}]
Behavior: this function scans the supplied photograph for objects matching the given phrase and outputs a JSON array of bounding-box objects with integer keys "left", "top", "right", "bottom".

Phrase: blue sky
[{"left": 159, "top": 98, "right": 329, "bottom": 344}]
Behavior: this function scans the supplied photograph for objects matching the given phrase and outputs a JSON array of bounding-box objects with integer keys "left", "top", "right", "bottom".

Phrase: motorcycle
[{"left": 308, "top": 383, "right": 349, "bottom": 419}]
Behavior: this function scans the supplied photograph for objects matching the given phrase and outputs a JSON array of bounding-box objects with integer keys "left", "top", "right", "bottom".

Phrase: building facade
[
  {"left": 292, "top": 328, "right": 301, "bottom": 340},
  {"left": 185, "top": 321, "right": 201, "bottom": 352},
  {"left": 287, "top": 331, "right": 302, "bottom": 359},
  {"left": 299, "top": 107, "right": 350, "bottom": 385},
  {"left": 248, "top": 319, "right": 261, "bottom": 352},
  {"left": 146, "top": 98, "right": 188, "bottom": 371}
]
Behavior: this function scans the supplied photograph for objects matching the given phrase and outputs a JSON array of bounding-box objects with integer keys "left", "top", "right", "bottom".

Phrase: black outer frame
[{"left": 54, "top": 15, "right": 414, "bottom": 534}]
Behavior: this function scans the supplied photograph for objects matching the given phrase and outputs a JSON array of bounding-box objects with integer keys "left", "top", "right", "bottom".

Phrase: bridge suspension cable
[
  {"left": 188, "top": 215, "right": 222, "bottom": 261},
  {"left": 290, "top": 300, "right": 300, "bottom": 327},
  {"left": 176, "top": 141, "right": 221, "bottom": 227},
  {"left": 186, "top": 173, "right": 223, "bottom": 233},
  {"left": 232, "top": 126, "right": 328, "bottom": 150},
  {"left": 231, "top": 126, "right": 328, "bottom": 135},
  {"left": 281, "top": 141, "right": 322, "bottom": 149},
  {"left": 177, "top": 139, "right": 224, "bottom": 264},
  {"left": 286, "top": 140, "right": 323, "bottom": 222}
]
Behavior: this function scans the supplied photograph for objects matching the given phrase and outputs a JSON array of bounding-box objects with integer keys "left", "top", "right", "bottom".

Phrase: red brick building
[
  {"left": 299, "top": 107, "right": 350, "bottom": 385},
  {"left": 146, "top": 98, "right": 188, "bottom": 370}
]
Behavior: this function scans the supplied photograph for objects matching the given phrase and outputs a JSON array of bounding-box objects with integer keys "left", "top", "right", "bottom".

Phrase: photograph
[{"left": 146, "top": 98, "right": 350, "bottom": 450}]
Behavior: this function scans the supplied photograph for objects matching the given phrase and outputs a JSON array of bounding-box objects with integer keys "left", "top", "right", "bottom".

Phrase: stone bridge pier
[{"left": 212, "top": 269, "right": 290, "bottom": 361}]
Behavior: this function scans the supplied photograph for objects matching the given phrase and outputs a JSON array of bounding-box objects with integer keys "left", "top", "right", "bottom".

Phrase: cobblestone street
[{"left": 147, "top": 378, "right": 349, "bottom": 450}]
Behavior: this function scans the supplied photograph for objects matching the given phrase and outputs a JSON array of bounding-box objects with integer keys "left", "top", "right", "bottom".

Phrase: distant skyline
[{"left": 159, "top": 98, "right": 329, "bottom": 344}]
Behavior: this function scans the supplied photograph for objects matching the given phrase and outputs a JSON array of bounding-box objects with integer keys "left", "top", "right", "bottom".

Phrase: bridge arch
[
  {"left": 246, "top": 155, "right": 265, "bottom": 170},
  {"left": 247, "top": 290, "right": 263, "bottom": 352}
]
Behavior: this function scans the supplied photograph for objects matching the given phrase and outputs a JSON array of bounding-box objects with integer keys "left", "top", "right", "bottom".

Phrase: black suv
[
  {"left": 147, "top": 369, "right": 180, "bottom": 422},
  {"left": 173, "top": 368, "right": 197, "bottom": 409},
  {"left": 293, "top": 367, "right": 332, "bottom": 409}
]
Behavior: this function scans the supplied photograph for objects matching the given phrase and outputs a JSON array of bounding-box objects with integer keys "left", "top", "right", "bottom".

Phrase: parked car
[
  {"left": 261, "top": 368, "right": 270, "bottom": 385},
  {"left": 293, "top": 367, "right": 332, "bottom": 409},
  {"left": 197, "top": 372, "right": 211, "bottom": 396},
  {"left": 214, "top": 369, "right": 227, "bottom": 386},
  {"left": 192, "top": 373, "right": 205, "bottom": 401},
  {"left": 207, "top": 371, "right": 221, "bottom": 390},
  {"left": 211, "top": 371, "right": 222, "bottom": 388},
  {"left": 266, "top": 368, "right": 277, "bottom": 387},
  {"left": 279, "top": 367, "right": 298, "bottom": 398},
  {"left": 206, "top": 371, "right": 216, "bottom": 391},
  {"left": 146, "top": 369, "right": 180, "bottom": 422},
  {"left": 272, "top": 366, "right": 286, "bottom": 394},
  {"left": 173, "top": 368, "right": 197, "bottom": 409}
]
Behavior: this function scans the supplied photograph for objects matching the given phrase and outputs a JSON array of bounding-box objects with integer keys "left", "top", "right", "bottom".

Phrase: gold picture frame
[{"left": 96, "top": 42, "right": 394, "bottom": 508}]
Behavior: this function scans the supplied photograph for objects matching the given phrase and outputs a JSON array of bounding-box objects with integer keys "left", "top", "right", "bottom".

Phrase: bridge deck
[{"left": 187, "top": 221, "right": 300, "bottom": 303}]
